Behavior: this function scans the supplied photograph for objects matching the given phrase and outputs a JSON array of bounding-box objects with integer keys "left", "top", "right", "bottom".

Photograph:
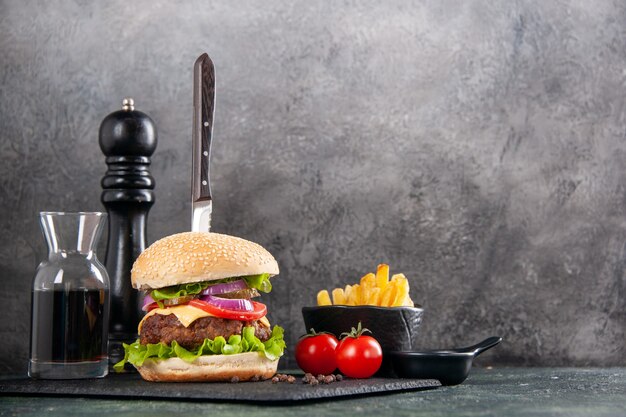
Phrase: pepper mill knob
[
  {"left": 99, "top": 98, "right": 157, "bottom": 369},
  {"left": 122, "top": 97, "right": 134, "bottom": 111},
  {"left": 99, "top": 98, "right": 157, "bottom": 159}
]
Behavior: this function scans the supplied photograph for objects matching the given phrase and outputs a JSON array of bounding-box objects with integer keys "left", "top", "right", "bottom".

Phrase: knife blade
[{"left": 191, "top": 53, "right": 215, "bottom": 232}]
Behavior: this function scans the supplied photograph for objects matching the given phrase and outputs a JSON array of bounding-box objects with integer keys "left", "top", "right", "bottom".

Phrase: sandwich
[{"left": 113, "top": 232, "right": 285, "bottom": 382}]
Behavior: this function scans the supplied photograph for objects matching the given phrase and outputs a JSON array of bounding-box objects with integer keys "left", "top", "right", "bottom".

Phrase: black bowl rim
[{"left": 302, "top": 305, "right": 424, "bottom": 313}]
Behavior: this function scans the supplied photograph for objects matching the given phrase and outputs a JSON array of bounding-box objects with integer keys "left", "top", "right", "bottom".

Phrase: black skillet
[{"left": 389, "top": 336, "right": 502, "bottom": 385}]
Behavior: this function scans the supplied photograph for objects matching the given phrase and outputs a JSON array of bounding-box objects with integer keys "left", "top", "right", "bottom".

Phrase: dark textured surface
[
  {"left": 1, "top": 0, "right": 626, "bottom": 375},
  {"left": 0, "top": 373, "right": 440, "bottom": 403},
  {"left": 0, "top": 368, "right": 624, "bottom": 416}
]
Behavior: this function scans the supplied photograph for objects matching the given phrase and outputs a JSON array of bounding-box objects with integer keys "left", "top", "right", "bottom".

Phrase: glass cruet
[{"left": 29, "top": 212, "right": 110, "bottom": 379}]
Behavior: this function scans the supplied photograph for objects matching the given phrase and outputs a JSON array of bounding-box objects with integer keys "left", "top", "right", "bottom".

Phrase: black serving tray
[{"left": 0, "top": 373, "right": 440, "bottom": 403}]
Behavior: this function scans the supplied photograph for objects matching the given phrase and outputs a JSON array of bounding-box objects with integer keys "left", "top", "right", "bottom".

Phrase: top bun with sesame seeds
[{"left": 131, "top": 232, "right": 279, "bottom": 290}]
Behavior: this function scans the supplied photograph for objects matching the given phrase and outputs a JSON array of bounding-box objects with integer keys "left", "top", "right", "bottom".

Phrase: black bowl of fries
[
  {"left": 302, "top": 264, "right": 424, "bottom": 376},
  {"left": 302, "top": 305, "right": 424, "bottom": 351}
]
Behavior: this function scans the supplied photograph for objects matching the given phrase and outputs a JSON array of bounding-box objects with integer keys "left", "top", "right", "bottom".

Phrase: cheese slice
[{"left": 138, "top": 304, "right": 270, "bottom": 333}]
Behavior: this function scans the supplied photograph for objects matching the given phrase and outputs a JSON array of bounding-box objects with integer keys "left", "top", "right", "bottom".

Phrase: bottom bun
[{"left": 136, "top": 352, "right": 279, "bottom": 382}]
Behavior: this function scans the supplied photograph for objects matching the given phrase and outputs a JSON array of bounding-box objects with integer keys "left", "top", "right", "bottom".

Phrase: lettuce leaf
[
  {"left": 243, "top": 273, "right": 272, "bottom": 293},
  {"left": 150, "top": 282, "right": 210, "bottom": 302},
  {"left": 149, "top": 274, "right": 273, "bottom": 302},
  {"left": 113, "top": 325, "right": 285, "bottom": 372}
]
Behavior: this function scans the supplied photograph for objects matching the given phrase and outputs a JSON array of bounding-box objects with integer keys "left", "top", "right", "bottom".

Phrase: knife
[{"left": 191, "top": 53, "right": 215, "bottom": 232}]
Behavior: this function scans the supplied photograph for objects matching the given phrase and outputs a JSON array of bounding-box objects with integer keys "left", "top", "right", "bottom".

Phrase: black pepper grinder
[{"left": 99, "top": 98, "right": 157, "bottom": 368}]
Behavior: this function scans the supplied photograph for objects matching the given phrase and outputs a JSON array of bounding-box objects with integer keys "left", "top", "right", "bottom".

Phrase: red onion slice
[
  {"left": 142, "top": 293, "right": 156, "bottom": 311},
  {"left": 201, "top": 279, "right": 248, "bottom": 296},
  {"left": 199, "top": 294, "right": 254, "bottom": 311}
]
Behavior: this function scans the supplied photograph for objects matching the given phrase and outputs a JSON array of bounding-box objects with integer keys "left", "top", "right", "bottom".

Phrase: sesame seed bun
[
  {"left": 136, "top": 352, "right": 278, "bottom": 382},
  {"left": 131, "top": 232, "right": 279, "bottom": 290}
]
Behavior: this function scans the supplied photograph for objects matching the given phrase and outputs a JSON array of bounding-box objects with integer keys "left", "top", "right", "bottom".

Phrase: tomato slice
[
  {"left": 145, "top": 302, "right": 159, "bottom": 312},
  {"left": 188, "top": 299, "right": 267, "bottom": 321}
]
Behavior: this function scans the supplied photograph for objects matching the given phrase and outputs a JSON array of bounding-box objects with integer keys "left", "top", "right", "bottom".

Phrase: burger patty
[{"left": 140, "top": 314, "right": 272, "bottom": 349}]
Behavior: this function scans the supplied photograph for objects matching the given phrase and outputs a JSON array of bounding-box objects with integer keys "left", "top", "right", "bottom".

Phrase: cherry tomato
[
  {"left": 295, "top": 330, "right": 339, "bottom": 375},
  {"left": 335, "top": 323, "right": 382, "bottom": 378},
  {"left": 188, "top": 299, "right": 267, "bottom": 321}
]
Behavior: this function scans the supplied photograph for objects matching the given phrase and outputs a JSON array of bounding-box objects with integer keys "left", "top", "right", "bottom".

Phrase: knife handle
[{"left": 193, "top": 53, "right": 214, "bottom": 202}]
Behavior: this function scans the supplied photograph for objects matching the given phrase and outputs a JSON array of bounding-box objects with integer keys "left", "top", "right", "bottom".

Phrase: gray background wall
[{"left": 1, "top": 0, "right": 625, "bottom": 373}]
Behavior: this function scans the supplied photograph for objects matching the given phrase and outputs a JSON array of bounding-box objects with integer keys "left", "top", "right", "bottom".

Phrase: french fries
[
  {"left": 317, "top": 290, "right": 332, "bottom": 306},
  {"left": 332, "top": 288, "right": 346, "bottom": 305},
  {"left": 316, "top": 264, "right": 415, "bottom": 307}
]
